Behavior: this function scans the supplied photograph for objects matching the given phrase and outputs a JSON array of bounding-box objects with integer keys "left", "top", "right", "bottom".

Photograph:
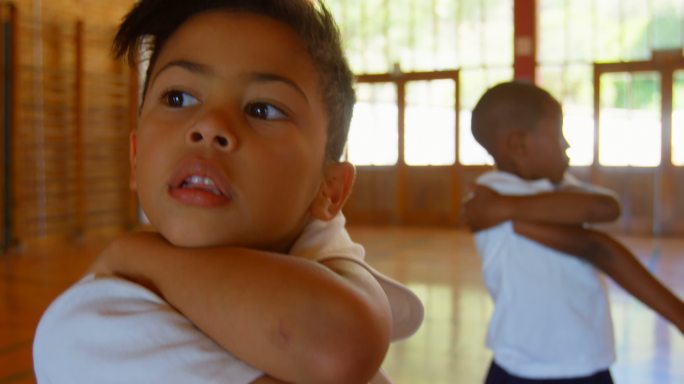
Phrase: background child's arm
[
  {"left": 251, "top": 375, "right": 290, "bottom": 384},
  {"left": 91, "top": 231, "right": 391, "bottom": 384},
  {"left": 464, "top": 185, "right": 620, "bottom": 231},
  {"left": 514, "top": 222, "right": 684, "bottom": 334}
]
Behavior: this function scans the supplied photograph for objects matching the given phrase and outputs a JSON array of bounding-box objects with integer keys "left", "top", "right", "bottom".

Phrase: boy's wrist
[
  {"left": 91, "top": 232, "right": 165, "bottom": 296},
  {"left": 496, "top": 195, "right": 514, "bottom": 222}
]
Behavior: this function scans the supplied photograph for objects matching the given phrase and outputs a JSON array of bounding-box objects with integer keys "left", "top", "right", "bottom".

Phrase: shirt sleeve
[
  {"left": 560, "top": 173, "right": 620, "bottom": 199},
  {"left": 33, "top": 275, "right": 263, "bottom": 384}
]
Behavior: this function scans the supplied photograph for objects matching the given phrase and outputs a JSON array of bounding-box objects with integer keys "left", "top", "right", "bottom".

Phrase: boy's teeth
[
  {"left": 186, "top": 175, "right": 215, "bottom": 186},
  {"left": 182, "top": 175, "right": 221, "bottom": 195}
]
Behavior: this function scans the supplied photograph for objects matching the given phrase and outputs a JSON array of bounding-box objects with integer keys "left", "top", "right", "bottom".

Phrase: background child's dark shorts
[{"left": 485, "top": 361, "right": 614, "bottom": 384}]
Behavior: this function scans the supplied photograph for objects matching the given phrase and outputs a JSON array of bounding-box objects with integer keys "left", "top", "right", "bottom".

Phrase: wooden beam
[{"left": 514, "top": 0, "right": 536, "bottom": 82}]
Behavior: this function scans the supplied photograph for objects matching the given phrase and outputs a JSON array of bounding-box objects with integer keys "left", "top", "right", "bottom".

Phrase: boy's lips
[{"left": 167, "top": 158, "right": 234, "bottom": 207}]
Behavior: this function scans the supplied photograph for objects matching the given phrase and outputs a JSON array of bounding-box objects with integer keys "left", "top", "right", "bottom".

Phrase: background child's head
[
  {"left": 471, "top": 81, "right": 569, "bottom": 183},
  {"left": 112, "top": 0, "right": 357, "bottom": 250},
  {"left": 114, "top": 0, "right": 355, "bottom": 163}
]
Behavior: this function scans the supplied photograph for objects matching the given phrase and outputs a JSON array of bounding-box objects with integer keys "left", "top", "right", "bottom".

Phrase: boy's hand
[
  {"left": 465, "top": 185, "right": 620, "bottom": 228},
  {"left": 87, "top": 231, "right": 165, "bottom": 297},
  {"left": 463, "top": 185, "right": 508, "bottom": 231}
]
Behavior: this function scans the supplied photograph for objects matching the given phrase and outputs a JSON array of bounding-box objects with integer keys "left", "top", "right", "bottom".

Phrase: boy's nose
[{"left": 186, "top": 112, "right": 237, "bottom": 152}]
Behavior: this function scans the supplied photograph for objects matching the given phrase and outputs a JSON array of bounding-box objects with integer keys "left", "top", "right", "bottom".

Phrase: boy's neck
[{"left": 494, "top": 164, "right": 556, "bottom": 182}]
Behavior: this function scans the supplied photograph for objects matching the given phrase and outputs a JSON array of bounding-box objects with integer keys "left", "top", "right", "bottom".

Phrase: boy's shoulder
[
  {"left": 291, "top": 214, "right": 424, "bottom": 341},
  {"left": 478, "top": 170, "right": 617, "bottom": 198},
  {"left": 476, "top": 170, "right": 554, "bottom": 196},
  {"left": 559, "top": 173, "right": 618, "bottom": 198}
]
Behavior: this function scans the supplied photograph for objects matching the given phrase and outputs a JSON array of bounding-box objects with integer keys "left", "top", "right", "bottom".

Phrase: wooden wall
[{"left": 1, "top": 0, "right": 137, "bottom": 249}]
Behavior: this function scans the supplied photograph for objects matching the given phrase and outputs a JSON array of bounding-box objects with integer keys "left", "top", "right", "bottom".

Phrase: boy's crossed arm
[
  {"left": 91, "top": 231, "right": 392, "bottom": 384},
  {"left": 465, "top": 186, "right": 684, "bottom": 334},
  {"left": 514, "top": 222, "right": 684, "bottom": 334},
  {"left": 464, "top": 184, "right": 620, "bottom": 231}
]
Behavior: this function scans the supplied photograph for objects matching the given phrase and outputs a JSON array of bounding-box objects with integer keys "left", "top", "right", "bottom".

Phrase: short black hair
[
  {"left": 113, "top": 0, "right": 355, "bottom": 162},
  {"left": 471, "top": 81, "right": 561, "bottom": 154}
]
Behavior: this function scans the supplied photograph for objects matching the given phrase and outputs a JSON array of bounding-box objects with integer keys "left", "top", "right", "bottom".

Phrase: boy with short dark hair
[
  {"left": 33, "top": 1, "right": 423, "bottom": 383},
  {"left": 465, "top": 81, "right": 684, "bottom": 384}
]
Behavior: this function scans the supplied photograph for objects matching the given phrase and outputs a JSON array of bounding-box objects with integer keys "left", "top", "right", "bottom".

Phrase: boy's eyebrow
[
  {"left": 150, "top": 60, "right": 309, "bottom": 104},
  {"left": 151, "top": 60, "right": 214, "bottom": 85},
  {"left": 249, "top": 73, "right": 309, "bottom": 104}
]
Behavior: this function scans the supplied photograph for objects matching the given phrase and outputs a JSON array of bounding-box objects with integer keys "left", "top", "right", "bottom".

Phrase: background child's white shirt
[
  {"left": 33, "top": 213, "right": 421, "bottom": 384},
  {"left": 474, "top": 171, "right": 615, "bottom": 379}
]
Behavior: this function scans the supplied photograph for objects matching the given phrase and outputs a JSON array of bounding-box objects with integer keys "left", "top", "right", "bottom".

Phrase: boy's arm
[
  {"left": 513, "top": 221, "right": 684, "bottom": 334},
  {"left": 92, "top": 231, "right": 391, "bottom": 384},
  {"left": 251, "top": 375, "right": 289, "bottom": 384},
  {"left": 464, "top": 185, "right": 620, "bottom": 231}
]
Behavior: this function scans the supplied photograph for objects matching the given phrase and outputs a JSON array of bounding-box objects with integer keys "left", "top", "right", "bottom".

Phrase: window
[
  {"left": 458, "top": 68, "right": 510, "bottom": 165},
  {"left": 405, "top": 80, "right": 455, "bottom": 166},
  {"left": 329, "top": 0, "right": 513, "bottom": 167},
  {"left": 347, "top": 83, "right": 398, "bottom": 166},
  {"left": 599, "top": 72, "right": 661, "bottom": 167},
  {"left": 538, "top": 0, "right": 684, "bottom": 167},
  {"left": 674, "top": 70, "right": 684, "bottom": 166}
]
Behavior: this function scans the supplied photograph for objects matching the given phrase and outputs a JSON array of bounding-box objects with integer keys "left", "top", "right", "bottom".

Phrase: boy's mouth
[
  {"left": 168, "top": 159, "right": 233, "bottom": 207},
  {"left": 180, "top": 175, "right": 223, "bottom": 196}
]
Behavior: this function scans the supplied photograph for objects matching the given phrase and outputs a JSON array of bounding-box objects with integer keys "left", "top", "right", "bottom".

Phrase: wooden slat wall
[{"left": 1, "top": 0, "right": 136, "bottom": 249}]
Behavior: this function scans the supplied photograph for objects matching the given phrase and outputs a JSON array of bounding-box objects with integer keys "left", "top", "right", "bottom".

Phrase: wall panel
[{"left": 1, "top": 0, "right": 136, "bottom": 248}]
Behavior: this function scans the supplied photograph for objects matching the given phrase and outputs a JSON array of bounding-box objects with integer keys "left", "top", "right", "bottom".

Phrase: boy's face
[
  {"left": 523, "top": 108, "right": 569, "bottom": 183},
  {"left": 130, "top": 11, "right": 333, "bottom": 250}
]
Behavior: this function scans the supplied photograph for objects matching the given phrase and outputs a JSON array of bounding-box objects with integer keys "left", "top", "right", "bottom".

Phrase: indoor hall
[{"left": 1, "top": 0, "right": 683, "bottom": 383}]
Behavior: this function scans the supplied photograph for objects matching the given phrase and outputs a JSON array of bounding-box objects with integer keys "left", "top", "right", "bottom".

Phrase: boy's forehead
[
  {"left": 168, "top": 10, "right": 303, "bottom": 50},
  {"left": 151, "top": 11, "right": 318, "bottom": 88}
]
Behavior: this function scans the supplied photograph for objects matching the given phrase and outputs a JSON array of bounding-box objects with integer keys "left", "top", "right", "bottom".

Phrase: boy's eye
[
  {"left": 162, "top": 90, "right": 199, "bottom": 108},
  {"left": 245, "top": 102, "right": 287, "bottom": 120}
]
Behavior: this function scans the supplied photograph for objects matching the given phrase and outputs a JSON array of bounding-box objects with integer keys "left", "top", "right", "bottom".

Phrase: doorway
[
  {"left": 343, "top": 70, "right": 462, "bottom": 225},
  {"left": 593, "top": 53, "right": 684, "bottom": 235}
]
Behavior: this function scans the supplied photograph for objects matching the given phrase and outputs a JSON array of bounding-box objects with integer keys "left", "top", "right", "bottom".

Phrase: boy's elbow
[
  {"left": 306, "top": 299, "right": 390, "bottom": 384},
  {"left": 311, "top": 339, "right": 387, "bottom": 384},
  {"left": 579, "top": 229, "right": 617, "bottom": 266}
]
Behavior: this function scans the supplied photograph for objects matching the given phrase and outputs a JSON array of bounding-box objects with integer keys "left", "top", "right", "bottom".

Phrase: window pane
[
  {"left": 652, "top": 0, "right": 684, "bottom": 51},
  {"left": 599, "top": 72, "right": 661, "bottom": 167},
  {"left": 347, "top": 83, "right": 398, "bottom": 166},
  {"left": 621, "top": 0, "right": 651, "bottom": 61},
  {"left": 538, "top": 0, "right": 567, "bottom": 63},
  {"left": 594, "top": 0, "right": 622, "bottom": 62},
  {"left": 541, "top": 64, "right": 595, "bottom": 166},
  {"left": 459, "top": 109, "right": 494, "bottom": 166},
  {"left": 674, "top": 70, "right": 684, "bottom": 166},
  {"left": 458, "top": 68, "right": 508, "bottom": 166},
  {"left": 405, "top": 80, "right": 456, "bottom": 166},
  {"left": 483, "top": 0, "right": 514, "bottom": 66},
  {"left": 563, "top": 105, "right": 594, "bottom": 166},
  {"left": 567, "top": 0, "right": 594, "bottom": 62}
]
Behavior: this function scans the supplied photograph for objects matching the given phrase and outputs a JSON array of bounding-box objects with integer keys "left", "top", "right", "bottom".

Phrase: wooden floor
[{"left": 1, "top": 228, "right": 683, "bottom": 383}]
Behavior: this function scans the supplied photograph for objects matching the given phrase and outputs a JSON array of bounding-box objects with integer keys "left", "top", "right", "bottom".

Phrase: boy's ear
[
  {"left": 309, "top": 161, "right": 355, "bottom": 221},
  {"left": 129, "top": 131, "right": 138, "bottom": 191},
  {"left": 505, "top": 129, "right": 529, "bottom": 157}
]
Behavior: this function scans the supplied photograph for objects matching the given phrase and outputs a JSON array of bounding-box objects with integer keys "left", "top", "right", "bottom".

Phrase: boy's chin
[{"left": 159, "top": 227, "right": 228, "bottom": 248}]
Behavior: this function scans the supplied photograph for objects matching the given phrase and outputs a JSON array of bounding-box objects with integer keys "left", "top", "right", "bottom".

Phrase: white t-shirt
[
  {"left": 33, "top": 213, "right": 423, "bottom": 384},
  {"left": 474, "top": 171, "right": 615, "bottom": 379}
]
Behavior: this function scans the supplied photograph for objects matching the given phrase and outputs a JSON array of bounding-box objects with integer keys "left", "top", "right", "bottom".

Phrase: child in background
[
  {"left": 33, "top": 1, "right": 423, "bottom": 383},
  {"left": 464, "top": 81, "right": 684, "bottom": 384}
]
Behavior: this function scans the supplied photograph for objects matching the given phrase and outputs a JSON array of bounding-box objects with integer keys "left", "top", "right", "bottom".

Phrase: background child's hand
[
  {"left": 463, "top": 185, "right": 508, "bottom": 232},
  {"left": 250, "top": 375, "right": 290, "bottom": 384}
]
